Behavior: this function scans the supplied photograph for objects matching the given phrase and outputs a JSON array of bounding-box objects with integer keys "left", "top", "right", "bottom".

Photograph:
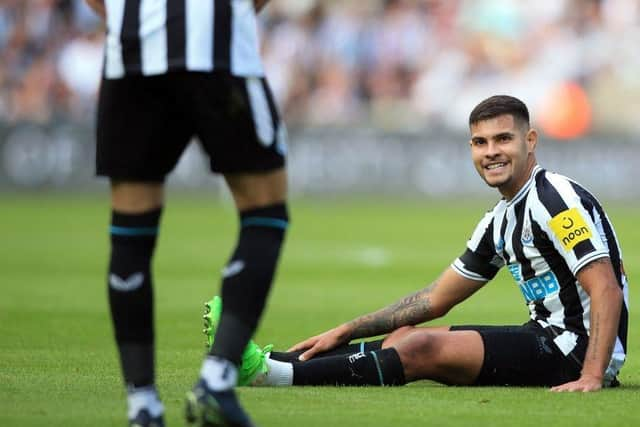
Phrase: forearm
[
  {"left": 345, "top": 282, "right": 439, "bottom": 340},
  {"left": 582, "top": 284, "right": 623, "bottom": 381}
]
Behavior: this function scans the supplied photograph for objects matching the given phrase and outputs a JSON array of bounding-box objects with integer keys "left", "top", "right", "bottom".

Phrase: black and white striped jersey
[
  {"left": 102, "top": 0, "right": 264, "bottom": 79},
  {"left": 452, "top": 165, "right": 628, "bottom": 383}
]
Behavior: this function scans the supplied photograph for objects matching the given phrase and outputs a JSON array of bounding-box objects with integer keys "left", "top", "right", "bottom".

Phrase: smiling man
[{"left": 203, "top": 95, "right": 629, "bottom": 392}]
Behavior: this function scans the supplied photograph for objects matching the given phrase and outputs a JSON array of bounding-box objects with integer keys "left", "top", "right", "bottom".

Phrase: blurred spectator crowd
[{"left": 1, "top": 0, "right": 639, "bottom": 138}]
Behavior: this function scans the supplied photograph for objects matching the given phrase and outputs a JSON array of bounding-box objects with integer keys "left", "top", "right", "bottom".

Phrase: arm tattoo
[
  {"left": 347, "top": 281, "right": 438, "bottom": 339},
  {"left": 586, "top": 313, "right": 600, "bottom": 362}
]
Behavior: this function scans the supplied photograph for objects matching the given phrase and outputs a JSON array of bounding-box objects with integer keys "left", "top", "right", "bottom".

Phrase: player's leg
[
  {"left": 109, "top": 182, "right": 165, "bottom": 426},
  {"left": 210, "top": 169, "right": 288, "bottom": 357},
  {"left": 267, "top": 326, "right": 449, "bottom": 363},
  {"left": 252, "top": 326, "right": 470, "bottom": 387},
  {"left": 391, "top": 328, "right": 484, "bottom": 384},
  {"left": 186, "top": 72, "right": 288, "bottom": 426},
  {"left": 195, "top": 169, "right": 289, "bottom": 382},
  {"left": 97, "top": 73, "right": 192, "bottom": 427},
  {"left": 235, "top": 322, "right": 583, "bottom": 388},
  {"left": 301, "top": 328, "right": 481, "bottom": 386},
  {"left": 266, "top": 326, "right": 448, "bottom": 364},
  {"left": 187, "top": 179, "right": 288, "bottom": 424}
]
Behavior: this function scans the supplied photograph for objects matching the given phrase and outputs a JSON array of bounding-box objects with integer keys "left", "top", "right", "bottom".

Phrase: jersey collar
[{"left": 505, "top": 164, "right": 543, "bottom": 206}]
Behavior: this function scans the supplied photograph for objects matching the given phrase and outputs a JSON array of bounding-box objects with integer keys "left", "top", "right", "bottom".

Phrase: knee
[
  {"left": 398, "top": 331, "right": 439, "bottom": 358},
  {"left": 382, "top": 326, "right": 416, "bottom": 348},
  {"left": 395, "top": 332, "right": 443, "bottom": 377},
  {"left": 225, "top": 169, "right": 288, "bottom": 211}
]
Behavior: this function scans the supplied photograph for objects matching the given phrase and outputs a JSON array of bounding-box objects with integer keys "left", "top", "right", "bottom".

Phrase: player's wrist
[{"left": 579, "top": 371, "right": 604, "bottom": 383}]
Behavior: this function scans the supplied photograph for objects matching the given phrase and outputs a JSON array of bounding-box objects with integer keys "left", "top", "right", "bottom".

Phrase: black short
[
  {"left": 451, "top": 321, "right": 586, "bottom": 387},
  {"left": 96, "top": 71, "right": 286, "bottom": 181}
]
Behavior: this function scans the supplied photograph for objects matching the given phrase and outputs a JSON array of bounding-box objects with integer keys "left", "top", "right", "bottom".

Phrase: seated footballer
[{"left": 201, "top": 95, "right": 628, "bottom": 392}]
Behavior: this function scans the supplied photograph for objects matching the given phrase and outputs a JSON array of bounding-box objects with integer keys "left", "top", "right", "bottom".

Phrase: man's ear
[{"left": 526, "top": 128, "right": 538, "bottom": 153}]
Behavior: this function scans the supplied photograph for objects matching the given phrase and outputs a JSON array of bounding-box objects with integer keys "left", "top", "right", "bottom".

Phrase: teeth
[{"left": 486, "top": 163, "right": 505, "bottom": 170}]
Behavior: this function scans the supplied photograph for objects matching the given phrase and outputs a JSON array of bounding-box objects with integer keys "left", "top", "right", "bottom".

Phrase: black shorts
[
  {"left": 451, "top": 321, "right": 586, "bottom": 387},
  {"left": 96, "top": 71, "right": 286, "bottom": 181}
]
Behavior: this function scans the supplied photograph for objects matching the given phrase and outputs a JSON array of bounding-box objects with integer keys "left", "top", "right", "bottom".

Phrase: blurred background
[{"left": 1, "top": 0, "right": 639, "bottom": 197}]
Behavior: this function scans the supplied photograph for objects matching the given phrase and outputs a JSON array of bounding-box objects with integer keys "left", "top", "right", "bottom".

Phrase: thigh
[
  {"left": 111, "top": 182, "right": 164, "bottom": 213},
  {"left": 188, "top": 72, "right": 286, "bottom": 174},
  {"left": 96, "top": 74, "right": 193, "bottom": 181},
  {"left": 382, "top": 325, "right": 450, "bottom": 348},
  {"left": 451, "top": 324, "right": 582, "bottom": 387}
]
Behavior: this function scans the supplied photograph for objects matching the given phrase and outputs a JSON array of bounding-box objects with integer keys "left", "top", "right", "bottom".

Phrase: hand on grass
[{"left": 550, "top": 374, "right": 603, "bottom": 392}]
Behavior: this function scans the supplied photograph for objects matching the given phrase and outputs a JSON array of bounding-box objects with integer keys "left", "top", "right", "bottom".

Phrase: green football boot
[
  {"left": 202, "top": 296, "right": 223, "bottom": 349},
  {"left": 203, "top": 296, "right": 272, "bottom": 386}
]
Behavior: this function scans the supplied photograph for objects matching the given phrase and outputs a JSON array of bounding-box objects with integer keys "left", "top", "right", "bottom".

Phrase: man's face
[{"left": 469, "top": 114, "right": 537, "bottom": 200}]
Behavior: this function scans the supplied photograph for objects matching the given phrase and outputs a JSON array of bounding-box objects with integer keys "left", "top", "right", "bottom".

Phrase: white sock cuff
[
  {"left": 201, "top": 356, "right": 239, "bottom": 391},
  {"left": 265, "top": 359, "right": 293, "bottom": 386},
  {"left": 127, "top": 385, "right": 164, "bottom": 419}
]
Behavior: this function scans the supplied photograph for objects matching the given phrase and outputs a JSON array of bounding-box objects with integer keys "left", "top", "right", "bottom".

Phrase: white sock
[
  {"left": 200, "top": 356, "right": 238, "bottom": 391},
  {"left": 261, "top": 358, "right": 293, "bottom": 386},
  {"left": 127, "top": 385, "right": 164, "bottom": 419}
]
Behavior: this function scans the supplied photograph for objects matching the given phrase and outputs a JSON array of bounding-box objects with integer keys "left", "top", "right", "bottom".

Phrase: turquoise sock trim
[
  {"left": 110, "top": 225, "right": 158, "bottom": 236},
  {"left": 241, "top": 217, "right": 288, "bottom": 230},
  {"left": 360, "top": 342, "right": 365, "bottom": 353},
  {"left": 370, "top": 351, "right": 385, "bottom": 386}
]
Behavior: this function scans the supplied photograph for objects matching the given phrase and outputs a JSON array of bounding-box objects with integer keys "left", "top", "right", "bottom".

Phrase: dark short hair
[{"left": 468, "top": 95, "right": 530, "bottom": 129}]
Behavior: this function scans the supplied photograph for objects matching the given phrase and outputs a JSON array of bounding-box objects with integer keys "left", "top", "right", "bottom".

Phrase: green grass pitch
[{"left": 1, "top": 193, "right": 638, "bottom": 427}]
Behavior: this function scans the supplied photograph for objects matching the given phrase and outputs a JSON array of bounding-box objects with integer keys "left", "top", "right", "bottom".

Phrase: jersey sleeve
[
  {"left": 532, "top": 172, "right": 609, "bottom": 275},
  {"left": 451, "top": 209, "right": 503, "bottom": 281}
]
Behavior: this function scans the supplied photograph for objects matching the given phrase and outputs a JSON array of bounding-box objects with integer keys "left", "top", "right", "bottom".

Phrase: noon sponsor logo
[{"left": 548, "top": 207, "right": 592, "bottom": 251}]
